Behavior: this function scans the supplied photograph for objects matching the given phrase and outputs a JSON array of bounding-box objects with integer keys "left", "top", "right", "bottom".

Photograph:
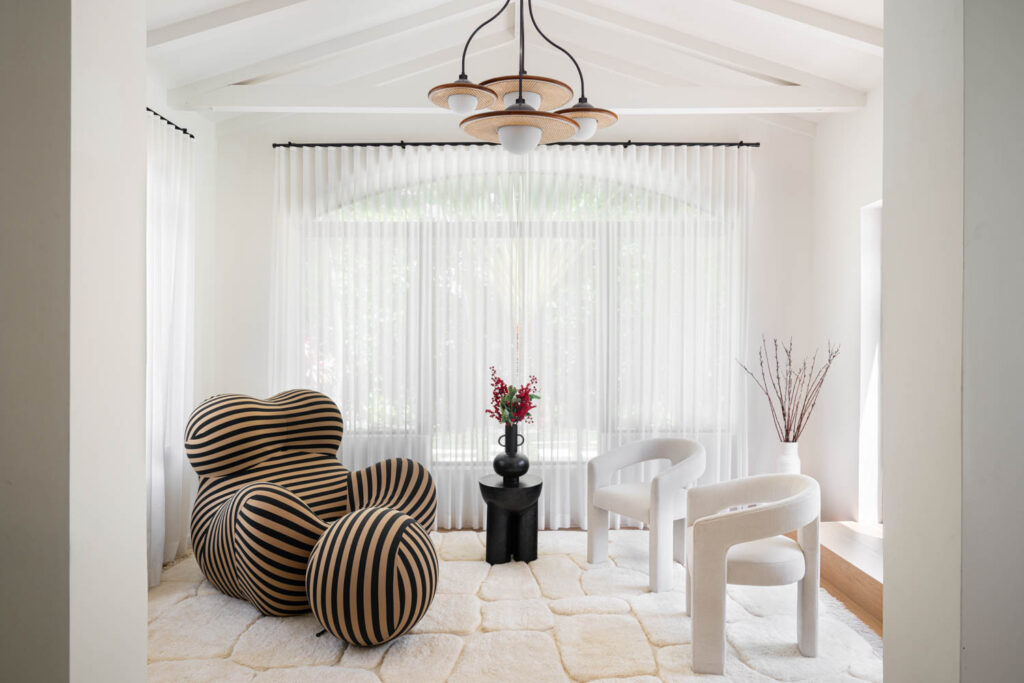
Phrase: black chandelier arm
[
  {"left": 527, "top": 0, "right": 586, "bottom": 100},
  {"left": 460, "top": 0, "right": 512, "bottom": 79},
  {"left": 518, "top": 0, "right": 525, "bottom": 100}
]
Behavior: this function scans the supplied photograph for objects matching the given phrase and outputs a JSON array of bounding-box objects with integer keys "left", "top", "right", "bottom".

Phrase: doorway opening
[{"left": 859, "top": 200, "right": 882, "bottom": 524}]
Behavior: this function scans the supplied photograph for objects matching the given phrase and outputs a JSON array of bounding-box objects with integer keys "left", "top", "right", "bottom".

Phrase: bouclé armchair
[
  {"left": 685, "top": 473, "right": 820, "bottom": 674},
  {"left": 587, "top": 438, "right": 707, "bottom": 592}
]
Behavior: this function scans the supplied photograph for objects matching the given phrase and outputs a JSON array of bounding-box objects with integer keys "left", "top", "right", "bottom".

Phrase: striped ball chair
[{"left": 185, "top": 389, "right": 438, "bottom": 646}]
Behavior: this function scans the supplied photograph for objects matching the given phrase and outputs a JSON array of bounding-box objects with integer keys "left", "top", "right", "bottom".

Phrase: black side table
[{"left": 479, "top": 474, "right": 543, "bottom": 564}]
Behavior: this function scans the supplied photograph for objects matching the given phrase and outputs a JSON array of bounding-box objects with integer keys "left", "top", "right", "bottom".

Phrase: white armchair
[
  {"left": 587, "top": 438, "right": 707, "bottom": 592},
  {"left": 685, "top": 473, "right": 820, "bottom": 675}
]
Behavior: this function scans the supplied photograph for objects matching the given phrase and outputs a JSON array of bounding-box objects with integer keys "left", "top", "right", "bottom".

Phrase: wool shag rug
[{"left": 148, "top": 530, "right": 882, "bottom": 682}]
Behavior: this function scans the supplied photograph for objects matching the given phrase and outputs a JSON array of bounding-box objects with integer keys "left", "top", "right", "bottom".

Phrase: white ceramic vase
[{"left": 777, "top": 441, "right": 800, "bottom": 473}]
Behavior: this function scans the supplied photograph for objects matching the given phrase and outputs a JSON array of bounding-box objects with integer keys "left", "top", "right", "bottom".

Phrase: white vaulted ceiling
[{"left": 148, "top": 0, "right": 882, "bottom": 126}]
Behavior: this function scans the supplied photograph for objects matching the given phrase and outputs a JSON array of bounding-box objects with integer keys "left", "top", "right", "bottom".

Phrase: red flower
[{"left": 486, "top": 366, "right": 540, "bottom": 425}]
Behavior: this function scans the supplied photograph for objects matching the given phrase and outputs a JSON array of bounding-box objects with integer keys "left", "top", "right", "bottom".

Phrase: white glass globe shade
[
  {"left": 448, "top": 93, "right": 478, "bottom": 115},
  {"left": 498, "top": 125, "right": 542, "bottom": 155},
  {"left": 572, "top": 116, "right": 599, "bottom": 141},
  {"left": 504, "top": 91, "right": 542, "bottom": 109}
]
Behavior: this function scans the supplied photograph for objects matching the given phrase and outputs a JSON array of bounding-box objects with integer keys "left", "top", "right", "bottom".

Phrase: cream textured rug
[{"left": 148, "top": 530, "right": 882, "bottom": 682}]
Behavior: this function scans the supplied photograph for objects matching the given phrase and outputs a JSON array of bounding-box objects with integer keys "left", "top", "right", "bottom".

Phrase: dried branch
[
  {"left": 739, "top": 342, "right": 784, "bottom": 441},
  {"left": 739, "top": 337, "right": 840, "bottom": 442}
]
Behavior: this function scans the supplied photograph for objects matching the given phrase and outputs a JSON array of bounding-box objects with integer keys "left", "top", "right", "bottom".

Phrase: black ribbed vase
[{"left": 494, "top": 423, "right": 528, "bottom": 487}]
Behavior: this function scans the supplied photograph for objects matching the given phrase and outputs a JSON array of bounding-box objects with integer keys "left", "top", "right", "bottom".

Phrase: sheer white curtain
[
  {"left": 271, "top": 144, "right": 750, "bottom": 530},
  {"left": 146, "top": 112, "right": 196, "bottom": 585}
]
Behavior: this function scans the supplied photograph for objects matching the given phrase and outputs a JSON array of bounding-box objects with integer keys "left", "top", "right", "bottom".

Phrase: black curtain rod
[
  {"left": 147, "top": 107, "right": 195, "bottom": 139},
  {"left": 271, "top": 140, "right": 759, "bottom": 149}
]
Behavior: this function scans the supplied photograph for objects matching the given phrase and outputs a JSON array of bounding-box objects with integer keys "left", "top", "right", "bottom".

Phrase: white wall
[
  {"left": 205, "top": 126, "right": 277, "bottom": 399},
  {"left": 882, "top": 0, "right": 964, "bottom": 680},
  {"left": 68, "top": 0, "right": 149, "bottom": 678},
  {"left": 203, "top": 113, "right": 816, "bottom": 480},
  {"left": 806, "top": 89, "right": 883, "bottom": 521},
  {"left": 961, "top": 1, "right": 1024, "bottom": 679}
]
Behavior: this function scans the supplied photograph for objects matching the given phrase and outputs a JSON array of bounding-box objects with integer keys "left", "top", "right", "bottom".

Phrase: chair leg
[
  {"left": 797, "top": 575, "right": 819, "bottom": 658},
  {"left": 797, "top": 518, "right": 820, "bottom": 657},
  {"left": 691, "top": 553, "right": 728, "bottom": 675},
  {"left": 673, "top": 517, "right": 687, "bottom": 566},
  {"left": 649, "top": 514, "right": 673, "bottom": 592},
  {"left": 587, "top": 505, "right": 609, "bottom": 564}
]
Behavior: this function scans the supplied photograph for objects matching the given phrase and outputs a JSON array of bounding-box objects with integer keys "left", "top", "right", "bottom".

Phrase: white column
[
  {"left": 69, "top": 0, "right": 148, "bottom": 679},
  {"left": 882, "top": 1, "right": 964, "bottom": 681},
  {"left": 0, "top": 1, "right": 147, "bottom": 680},
  {"left": 961, "top": 1, "right": 1024, "bottom": 680}
]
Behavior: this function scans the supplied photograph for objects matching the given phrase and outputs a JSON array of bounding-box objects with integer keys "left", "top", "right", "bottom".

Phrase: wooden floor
[{"left": 820, "top": 521, "right": 883, "bottom": 636}]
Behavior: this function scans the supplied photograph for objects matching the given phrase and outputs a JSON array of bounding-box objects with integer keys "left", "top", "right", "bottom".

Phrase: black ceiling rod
[
  {"left": 517, "top": 0, "right": 525, "bottom": 102},
  {"left": 459, "top": 0, "right": 511, "bottom": 80},
  {"left": 527, "top": 0, "right": 586, "bottom": 101}
]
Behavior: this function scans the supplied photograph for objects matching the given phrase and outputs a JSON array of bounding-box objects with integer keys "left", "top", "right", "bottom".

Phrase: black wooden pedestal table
[{"left": 479, "top": 474, "right": 542, "bottom": 564}]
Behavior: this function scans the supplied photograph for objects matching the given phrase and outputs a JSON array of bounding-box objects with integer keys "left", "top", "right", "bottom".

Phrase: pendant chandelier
[{"left": 428, "top": 0, "right": 617, "bottom": 154}]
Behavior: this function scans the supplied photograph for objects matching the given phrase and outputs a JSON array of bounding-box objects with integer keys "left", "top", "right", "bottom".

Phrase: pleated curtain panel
[
  {"left": 270, "top": 144, "right": 752, "bottom": 530},
  {"left": 146, "top": 112, "right": 196, "bottom": 585}
]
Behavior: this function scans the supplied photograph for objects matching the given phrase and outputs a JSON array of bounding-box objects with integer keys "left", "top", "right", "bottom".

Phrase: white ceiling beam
[
  {"left": 230, "top": 21, "right": 513, "bottom": 91},
  {"left": 354, "top": 32, "right": 516, "bottom": 88},
  {"left": 541, "top": 40, "right": 697, "bottom": 87},
  {"left": 172, "top": 29, "right": 513, "bottom": 106},
  {"left": 148, "top": 0, "right": 312, "bottom": 48},
  {"left": 264, "top": 22, "right": 512, "bottom": 89},
  {"left": 748, "top": 113, "right": 817, "bottom": 138},
  {"left": 211, "top": 107, "right": 821, "bottom": 138},
  {"left": 412, "top": 27, "right": 695, "bottom": 90},
  {"left": 529, "top": 11, "right": 767, "bottom": 89},
  {"left": 538, "top": 0, "right": 864, "bottom": 97},
  {"left": 179, "top": 83, "right": 864, "bottom": 114},
  {"left": 168, "top": 0, "right": 493, "bottom": 104},
  {"left": 732, "top": 0, "right": 883, "bottom": 55}
]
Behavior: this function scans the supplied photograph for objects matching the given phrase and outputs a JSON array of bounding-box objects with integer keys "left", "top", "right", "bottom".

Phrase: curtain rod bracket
[{"left": 146, "top": 107, "right": 194, "bottom": 139}]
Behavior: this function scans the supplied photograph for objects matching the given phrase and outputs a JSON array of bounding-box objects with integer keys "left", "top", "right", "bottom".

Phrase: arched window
[{"left": 271, "top": 144, "right": 752, "bottom": 529}]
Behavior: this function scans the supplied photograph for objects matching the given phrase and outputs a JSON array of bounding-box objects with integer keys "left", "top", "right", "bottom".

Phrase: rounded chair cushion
[
  {"left": 306, "top": 506, "right": 439, "bottom": 646},
  {"left": 592, "top": 482, "right": 687, "bottom": 523},
  {"left": 725, "top": 534, "right": 807, "bottom": 586}
]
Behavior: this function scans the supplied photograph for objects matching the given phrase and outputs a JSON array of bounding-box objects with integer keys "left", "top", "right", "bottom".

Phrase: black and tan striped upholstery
[
  {"left": 185, "top": 389, "right": 438, "bottom": 644},
  {"left": 307, "top": 506, "right": 438, "bottom": 646}
]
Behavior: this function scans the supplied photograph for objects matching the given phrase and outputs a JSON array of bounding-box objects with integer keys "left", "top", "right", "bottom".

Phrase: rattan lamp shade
[
  {"left": 480, "top": 75, "right": 573, "bottom": 111},
  {"left": 460, "top": 110, "right": 580, "bottom": 144},
  {"left": 428, "top": 82, "right": 497, "bottom": 111}
]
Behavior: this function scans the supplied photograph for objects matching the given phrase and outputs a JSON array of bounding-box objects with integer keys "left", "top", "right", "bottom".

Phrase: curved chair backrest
[
  {"left": 688, "top": 473, "right": 820, "bottom": 547},
  {"left": 185, "top": 389, "right": 344, "bottom": 477},
  {"left": 744, "top": 473, "right": 820, "bottom": 534},
  {"left": 610, "top": 437, "right": 706, "bottom": 469},
  {"left": 734, "top": 472, "right": 818, "bottom": 504}
]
